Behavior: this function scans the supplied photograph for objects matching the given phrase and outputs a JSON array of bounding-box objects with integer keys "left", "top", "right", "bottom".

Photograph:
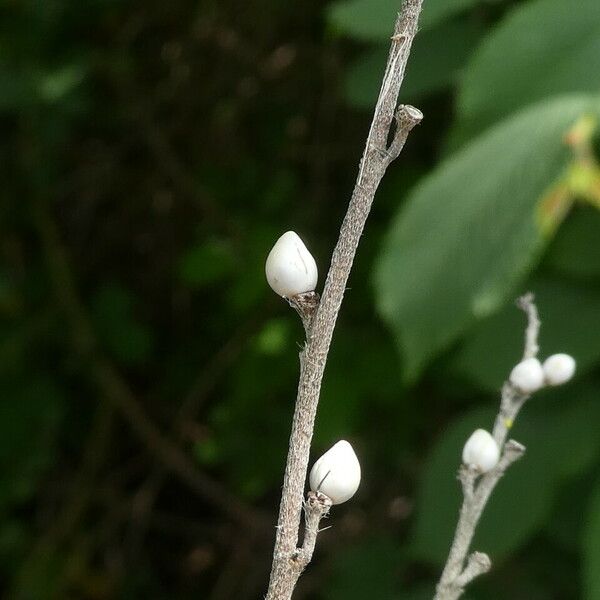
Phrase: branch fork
[
  {"left": 291, "top": 492, "right": 333, "bottom": 569},
  {"left": 287, "top": 291, "right": 320, "bottom": 333},
  {"left": 434, "top": 295, "right": 540, "bottom": 600}
]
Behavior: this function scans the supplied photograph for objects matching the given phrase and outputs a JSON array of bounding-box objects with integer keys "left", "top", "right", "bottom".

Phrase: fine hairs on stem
[{"left": 264, "top": 1, "right": 425, "bottom": 599}]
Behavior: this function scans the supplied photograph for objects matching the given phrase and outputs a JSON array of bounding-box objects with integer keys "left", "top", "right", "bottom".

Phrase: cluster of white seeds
[
  {"left": 509, "top": 353, "right": 576, "bottom": 394},
  {"left": 462, "top": 353, "right": 576, "bottom": 473}
]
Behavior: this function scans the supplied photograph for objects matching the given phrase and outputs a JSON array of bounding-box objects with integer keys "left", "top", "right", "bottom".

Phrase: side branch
[
  {"left": 265, "top": 1, "right": 424, "bottom": 599},
  {"left": 434, "top": 296, "right": 540, "bottom": 600},
  {"left": 294, "top": 492, "right": 332, "bottom": 569}
]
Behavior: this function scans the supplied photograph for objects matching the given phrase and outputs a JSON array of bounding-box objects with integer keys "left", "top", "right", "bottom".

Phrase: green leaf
[
  {"left": 208, "top": 342, "right": 297, "bottom": 499},
  {"left": 226, "top": 225, "right": 275, "bottom": 315},
  {"left": 375, "top": 95, "right": 600, "bottom": 381},
  {"left": 91, "top": 283, "right": 154, "bottom": 366},
  {"left": 0, "top": 377, "right": 64, "bottom": 510},
  {"left": 0, "top": 520, "right": 30, "bottom": 573},
  {"left": 398, "top": 585, "right": 437, "bottom": 600},
  {"left": 327, "top": 0, "right": 402, "bottom": 42},
  {"left": 413, "top": 386, "right": 600, "bottom": 564},
  {"left": 453, "top": 277, "right": 600, "bottom": 391},
  {"left": 545, "top": 473, "right": 593, "bottom": 553},
  {"left": 324, "top": 536, "right": 403, "bottom": 600},
  {"left": 9, "top": 548, "right": 68, "bottom": 600},
  {"left": 543, "top": 205, "right": 600, "bottom": 280},
  {"left": 192, "top": 436, "right": 220, "bottom": 465},
  {"left": 454, "top": 0, "right": 600, "bottom": 142},
  {"left": 583, "top": 475, "right": 600, "bottom": 599},
  {"left": 345, "top": 18, "right": 483, "bottom": 108},
  {"left": 327, "top": 0, "right": 486, "bottom": 41},
  {"left": 177, "top": 238, "right": 235, "bottom": 288},
  {"left": 254, "top": 318, "right": 292, "bottom": 356},
  {"left": 37, "top": 62, "right": 87, "bottom": 103},
  {"left": 0, "top": 66, "right": 36, "bottom": 112},
  {"left": 418, "top": 0, "right": 494, "bottom": 32},
  {"left": 315, "top": 326, "right": 403, "bottom": 444},
  {"left": 344, "top": 47, "right": 388, "bottom": 109}
]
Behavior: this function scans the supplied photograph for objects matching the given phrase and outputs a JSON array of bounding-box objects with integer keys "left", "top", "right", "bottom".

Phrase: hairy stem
[
  {"left": 265, "top": 2, "right": 424, "bottom": 598},
  {"left": 434, "top": 295, "right": 540, "bottom": 600}
]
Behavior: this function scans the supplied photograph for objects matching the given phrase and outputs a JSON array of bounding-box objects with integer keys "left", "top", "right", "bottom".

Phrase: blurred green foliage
[{"left": 1, "top": 0, "right": 600, "bottom": 598}]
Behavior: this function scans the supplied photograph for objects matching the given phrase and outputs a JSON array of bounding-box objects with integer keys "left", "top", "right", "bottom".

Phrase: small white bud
[
  {"left": 509, "top": 357, "right": 545, "bottom": 393},
  {"left": 543, "top": 353, "right": 576, "bottom": 386},
  {"left": 309, "top": 440, "right": 361, "bottom": 505},
  {"left": 265, "top": 231, "right": 318, "bottom": 298},
  {"left": 462, "top": 429, "right": 500, "bottom": 473}
]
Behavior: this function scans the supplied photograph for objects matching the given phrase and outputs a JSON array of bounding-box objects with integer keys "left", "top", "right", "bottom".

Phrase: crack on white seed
[
  {"left": 317, "top": 470, "right": 331, "bottom": 491},
  {"left": 295, "top": 244, "right": 309, "bottom": 274}
]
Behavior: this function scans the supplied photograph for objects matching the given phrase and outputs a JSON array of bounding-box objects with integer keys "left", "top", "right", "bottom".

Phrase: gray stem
[
  {"left": 434, "top": 295, "right": 541, "bottom": 600},
  {"left": 264, "top": 2, "right": 424, "bottom": 599}
]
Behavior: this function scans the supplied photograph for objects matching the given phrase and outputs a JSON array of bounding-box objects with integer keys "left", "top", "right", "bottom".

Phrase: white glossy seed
[
  {"left": 543, "top": 353, "right": 576, "bottom": 386},
  {"left": 509, "top": 357, "right": 545, "bottom": 394},
  {"left": 462, "top": 429, "right": 500, "bottom": 473},
  {"left": 309, "top": 440, "right": 361, "bottom": 505},
  {"left": 265, "top": 231, "right": 318, "bottom": 297}
]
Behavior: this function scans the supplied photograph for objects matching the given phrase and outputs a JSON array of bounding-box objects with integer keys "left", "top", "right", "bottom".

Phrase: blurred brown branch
[
  {"left": 11, "top": 402, "right": 114, "bottom": 596},
  {"left": 33, "top": 200, "right": 268, "bottom": 532}
]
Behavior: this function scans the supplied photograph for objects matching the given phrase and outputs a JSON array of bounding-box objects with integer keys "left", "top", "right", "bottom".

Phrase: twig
[
  {"left": 137, "top": 112, "right": 235, "bottom": 234},
  {"left": 517, "top": 292, "right": 540, "bottom": 360},
  {"left": 10, "top": 402, "right": 113, "bottom": 596},
  {"left": 492, "top": 294, "right": 540, "bottom": 448},
  {"left": 292, "top": 492, "right": 333, "bottom": 569},
  {"left": 265, "top": 2, "right": 424, "bottom": 598},
  {"left": 32, "top": 200, "right": 268, "bottom": 532},
  {"left": 176, "top": 317, "right": 259, "bottom": 431},
  {"left": 433, "top": 295, "right": 541, "bottom": 600},
  {"left": 123, "top": 316, "right": 260, "bottom": 552},
  {"left": 109, "top": 48, "right": 235, "bottom": 235}
]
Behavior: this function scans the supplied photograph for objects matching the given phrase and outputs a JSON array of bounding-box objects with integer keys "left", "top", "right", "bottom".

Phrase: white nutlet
[
  {"left": 462, "top": 429, "right": 500, "bottom": 473},
  {"left": 309, "top": 440, "right": 361, "bottom": 505},
  {"left": 543, "top": 353, "right": 576, "bottom": 386},
  {"left": 265, "top": 231, "right": 318, "bottom": 298},
  {"left": 509, "top": 357, "right": 545, "bottom": 394}
]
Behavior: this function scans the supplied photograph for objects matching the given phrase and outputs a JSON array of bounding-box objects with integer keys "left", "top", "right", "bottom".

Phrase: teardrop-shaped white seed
[
  {"left": 309, "top": 440, "right": 361, "bottom": 505},
  {"left": 543, "top": 353, "right": 576, "bottom": 386},
  {"left": 265, "top": 231, "right": 318, "bottom": 297},
  {"left": 509, "top": 357, "right": 545, "bottom": 394},
  {"left": 462, "top": 429, "right": 500, "bottom": 473}
]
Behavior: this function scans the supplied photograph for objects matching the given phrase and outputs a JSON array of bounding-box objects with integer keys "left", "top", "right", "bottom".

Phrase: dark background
[{"left": 2, "top": 0, "right": 600, "bottom": 598}]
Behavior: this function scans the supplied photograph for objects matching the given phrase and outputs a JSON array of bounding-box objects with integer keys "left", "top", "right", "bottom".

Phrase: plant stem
[
  {"left": 434, "top": 295, "right": 540, "bottom": 600},
  {"left": 265, "top": 2, "right": 424, "bottom": 598}
]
